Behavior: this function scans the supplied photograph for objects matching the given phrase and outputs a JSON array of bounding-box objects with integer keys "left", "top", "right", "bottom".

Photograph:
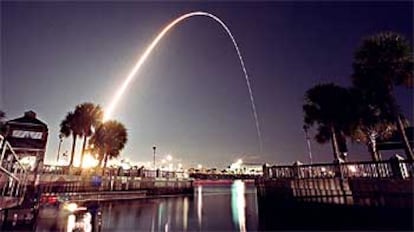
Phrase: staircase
[{"left": 0, "top": 135, "right": 28, "bottom": 210}]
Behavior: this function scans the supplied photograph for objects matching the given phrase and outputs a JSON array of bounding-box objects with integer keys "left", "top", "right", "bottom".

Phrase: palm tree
[
  {"left": 348, "top": 88, "right": 397, "bottom": 161},
  {"left": 74, "top": 103, "right": 103, "bottom": 168},
  {"left": 89, "top": 120, "right": 128, "bottom": 172},
  {"left": 352, "top": 32, "right": 414, "bottom": 160},
  {"left": 60, "top": 111, "right": 82, "bottom": 167},
  {"left": 303, "top": 83, "right": 355, "bottom": 161}
]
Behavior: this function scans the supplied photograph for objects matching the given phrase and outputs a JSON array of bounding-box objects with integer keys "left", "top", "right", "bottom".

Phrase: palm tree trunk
[
  {"left": 397, "top": 115, "right": 414, "bottom": 161},
  {"left": 104, "top": 154, "right": 109, "bottom": 169},
  {"left": 97, "top": 156, "right": 102, "bottom": 167},
  {"left": 80, "top": 136, "right": 87, "bottom": 168},
  {"left": 101, "top": 154, "right": 108, "bottom": 176},
  {"left": 368, "top": 132, "right": 380, "bottom": 161},
  {"left": 338, "top": 133, "right": 348, "bottom": 161},
  {"left": 69, "top": 134, "right": 77, "bottom": 167},
  {"left": 330, "top": 125, "right": 340, "bottom": 161}
]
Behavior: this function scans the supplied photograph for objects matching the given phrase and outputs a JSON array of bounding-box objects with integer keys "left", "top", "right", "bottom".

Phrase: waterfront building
[
  {"left": 228, "top": 160, "right": 263, "bottom": 175},
  {"left": 4, "top": 111, "right": 48, "bottom": 172}
]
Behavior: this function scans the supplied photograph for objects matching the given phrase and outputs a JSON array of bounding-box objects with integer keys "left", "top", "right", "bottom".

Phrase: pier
[{"left": 256, "top": 159, "right": 414, "bottom": 230}]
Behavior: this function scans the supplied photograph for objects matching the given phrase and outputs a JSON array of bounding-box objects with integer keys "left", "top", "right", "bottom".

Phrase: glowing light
[
  {"left": 19, "top": 156, "right": 36, "bottom": 170},
  {"left": 348, "top": 165, "right": 357, "bottom": 173},
  {"left": 64, "top": 203, "right": 78, "bottom": 212},
  {"left": 103, "top": 11, "right": 262, "bottom": 153},
  {"left": 166, "top": 155, "right": 173, "bottom": 161},
  {"left": 197, "top": 164, "right": 202, "bottom": 169},
  {"left": 82, "top": 153, "right": 99, "bottom": 169}
]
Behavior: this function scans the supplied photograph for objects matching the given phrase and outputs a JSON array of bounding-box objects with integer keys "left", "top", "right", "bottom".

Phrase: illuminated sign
[{"left": 11, "top": 130, "right": 43, "bottom": 140}]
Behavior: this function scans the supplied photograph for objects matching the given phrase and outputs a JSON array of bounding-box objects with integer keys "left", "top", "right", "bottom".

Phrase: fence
[
  {"left": 264, "top": 159, "right": 414, "bottom": 180},
  {"left": 41, "top": 164, "right": 187, "bottom": 179},
  {"left": 259, "top": 159, "right": 413, "bottom": 207}
]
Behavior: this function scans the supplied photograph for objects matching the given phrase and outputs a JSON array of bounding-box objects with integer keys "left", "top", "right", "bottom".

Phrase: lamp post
[
  {"left": 303, "top": 125, "right": 313, "bottom": 164},
  {"left": 57, "top": 134, "right": 63, "bottom": 162},
  {"left": 152, "top": 146, "right": 156, "bottom": 169}
]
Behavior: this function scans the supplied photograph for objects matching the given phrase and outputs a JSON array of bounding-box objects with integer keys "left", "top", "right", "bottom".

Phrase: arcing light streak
[{"left": 104, "top": 11, "right": 263, "bottom": 152}]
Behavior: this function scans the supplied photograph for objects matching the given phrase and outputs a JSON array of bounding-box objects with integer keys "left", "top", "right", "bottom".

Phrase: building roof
[{"left": 7, "top": 111, "right": 48, "bottom": 128}]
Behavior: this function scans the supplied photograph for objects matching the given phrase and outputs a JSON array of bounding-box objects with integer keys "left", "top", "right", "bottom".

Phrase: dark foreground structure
[{"left": 257, "top": 159, "right": 413, "bottom": 230}]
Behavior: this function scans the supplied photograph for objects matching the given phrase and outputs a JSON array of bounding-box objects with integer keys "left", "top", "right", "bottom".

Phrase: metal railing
[
  {"left": 264, "top": 159, "right": 414, "bottom": 180},
  {"left": 0, "top": 135, "right": 28, "bottom": 208},
  {"left": 41, "top": 164, "right": 188, "bottom": 179}
]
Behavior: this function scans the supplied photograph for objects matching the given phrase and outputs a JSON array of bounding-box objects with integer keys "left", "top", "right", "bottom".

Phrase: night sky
[{"left": 1, "top": 1, "right": 413, "bottom": 168}]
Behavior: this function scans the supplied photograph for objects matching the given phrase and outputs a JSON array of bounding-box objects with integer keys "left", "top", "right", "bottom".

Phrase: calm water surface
[{"left": 36, "top": 180, "right": 259, "bottom": 231}]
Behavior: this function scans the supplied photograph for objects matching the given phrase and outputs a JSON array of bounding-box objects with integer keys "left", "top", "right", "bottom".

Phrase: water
[
  {"left": 103, "top": 11, "right": 263, "bottom": 152},
  {"left": 7, "top": 179, "right": 413, "bottom": 231},
  {"left": 35, "top": 180, "right": 259, "bottom": 231}
]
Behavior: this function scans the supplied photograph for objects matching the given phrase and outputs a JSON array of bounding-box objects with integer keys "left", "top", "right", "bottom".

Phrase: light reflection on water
[
  {"left": 35, "top": 181, "right": 258, "bottom": 231},
  {"left": 197, "top": 185, "right": 202, "bottom": 229},
  {"left": 231, "top": 180, "right": 247, "bottom": 232},
  {"left": 66, "top": 214, "right": 75, "bottom": 232}
]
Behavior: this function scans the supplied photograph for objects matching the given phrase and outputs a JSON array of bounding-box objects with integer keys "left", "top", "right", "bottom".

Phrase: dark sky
[{"left": 1, "top": 1, "right": 413, "bottom": 168}]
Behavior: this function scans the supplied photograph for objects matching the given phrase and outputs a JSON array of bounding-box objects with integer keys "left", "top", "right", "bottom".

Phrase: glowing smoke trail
[{"left": 104, "top": 11, "right": 263, "bottom": 152}]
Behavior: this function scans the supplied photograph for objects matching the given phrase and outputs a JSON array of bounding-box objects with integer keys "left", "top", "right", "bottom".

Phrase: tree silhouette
[
  {"left": 349, "top": 88, "right": 398, "bottom": 161},
  {"left": 303, "top": 83, "right": 356, "bottom": 161},
  {"left": 60, "top": 111, "right": 82, "bottom": 167},
  {"left": 74, "top": 103, "right": 103, "bottom": 167},
  {"left": 89, "top": 120, "right": 128, "bottom": 171},
  {"left": 352, "top": 32, "right": 413, "bottom": 160}
]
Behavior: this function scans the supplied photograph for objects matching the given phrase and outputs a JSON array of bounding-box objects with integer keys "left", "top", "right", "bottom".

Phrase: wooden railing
[{"left": 264, "top": 159, "right": 413, "bottom": 180}]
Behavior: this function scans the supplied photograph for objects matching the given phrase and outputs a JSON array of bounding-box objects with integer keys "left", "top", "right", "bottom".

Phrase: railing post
[
  {"left": 262, "top": 164, "right": 269, "bottom": 179},
  {"left": 333, "top": 159, "right": 344, "bottom": 179},
  {"left": 292, "top": 161, "right": 302, "bottom": 178},
  {"left": 389, "top": 155, "right": 407, "bottom": 179}
]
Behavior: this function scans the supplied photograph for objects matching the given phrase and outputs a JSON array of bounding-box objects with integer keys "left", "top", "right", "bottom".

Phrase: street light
[
  {"left": 152, "top": 146, "right": 156, "bottom": 169},
  {"left": 57, "top": 134, "right": 63, "bottom": 162}
]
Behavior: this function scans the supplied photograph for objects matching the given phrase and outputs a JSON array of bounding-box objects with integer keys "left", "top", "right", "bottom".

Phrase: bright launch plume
[{"left": 104, "top": 11, "right": 263, "bottom": 152}]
